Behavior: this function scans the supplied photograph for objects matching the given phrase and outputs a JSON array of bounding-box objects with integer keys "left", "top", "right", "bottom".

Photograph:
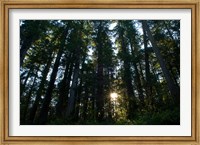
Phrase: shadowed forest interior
[{"left": 20, "top": 20, "right": 180, "bottom": 125}]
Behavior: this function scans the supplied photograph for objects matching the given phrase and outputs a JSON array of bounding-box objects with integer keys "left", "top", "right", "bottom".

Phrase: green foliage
[{"left": 133, "top": 107, "right": 180, "bottom": 125}]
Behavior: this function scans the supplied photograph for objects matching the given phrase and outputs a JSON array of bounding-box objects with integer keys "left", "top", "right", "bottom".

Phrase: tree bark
[
  {"left": 82, "top": 81, "right": 89, "bottom": 121},
  {"left": 21, "top": 69, "right": 38, "bottom": 124},
  {"left": 56, "top": 54, "right": 71, "bottom": 118},
  {"left": 96, "top": 22, "right": 104, "bottom": 121},
  {"left": 142, "top": 20, "right": 180, "bottom": 104},
  {"left": 37, "top": 29, "right": 68, "bottom": 124},
  {"left": 66, "top": 29, "right": 82, "bottom": 118},
  {"left": 119, "top": 26, "right": 136, "bottom": 119},
  {"left": 20, "top": 66, "right": 33, "bottom": 96},
  {"left": 66, "top": 52, "right": 80, "bottom": 117},
  {"left": 129, "top": 40, "right": 144, "bottom": 106},
  {"left": 142, "top": 25, "right": 153, "bottom": 107},
  {"left": 28, "top": 58, "right": 52, "bottom": 124}
]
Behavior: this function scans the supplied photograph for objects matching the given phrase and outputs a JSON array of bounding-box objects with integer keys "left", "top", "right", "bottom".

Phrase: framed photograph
[{"left": 0, "top": 0, "right": 199, "bottom": 144}]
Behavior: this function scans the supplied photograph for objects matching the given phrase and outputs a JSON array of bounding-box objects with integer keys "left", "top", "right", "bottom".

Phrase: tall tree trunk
[
  {"left": 37, "top": 29, "right": 68, "bottom": 124},
  {"left": 138, "top": 62, "right": 145, "bottom": 86},
  {"left": 82, "top": 81, "right": 89, "bottom": 121},
  {"left": 119, "top": 29, "right": 136, "bottom": 119},
  {"left": 28, "top": 58, "right": 52, "bottom": 124},
  {"left": 142, "top": 20, "right": 180, "bottom": 104},
  {"left": 66, "top": 51, "right": 80, "bottom": 118},
  {"left": 37, "top": 47, "right": 63, "bottom": 124},
  {"left": 91, "top": 75, "right": 96, "bottom": 120},
  {"left": 21, "top": 70, "right": 38, "bottom": 124},
  {"left": 74, "top": 55, "right": 86, "bottom": 121},
  {"left": 20, "top": 66, "right": 34, "bottom": 96},
  {"left": 133, "top": 62, "right": 144, "bottom": 106},
  {"left": 74, "top": 86, "right": 81, "bottom": 121},
  {"left": 56, "top": 54, "right": 72, "bottom": 118},
  {"left": 142, "top": 26, "right": 153, "bottom": 107},
  {"left": 96, "top": 22, "right": 104, "bottom": 121},
  {"left": 129, "top": 40, "right": 144, "bottom": 106},
  {"left": 66, "top": 28, "right": 82, "bottom": 118},
  {"left": 62, "top": 62, "right": 74, "bottom": 116}
]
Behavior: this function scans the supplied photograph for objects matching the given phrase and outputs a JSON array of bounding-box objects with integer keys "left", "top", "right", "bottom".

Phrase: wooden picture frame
[{"left": 0, "top": 0, "right": 199, "bottom": 144}]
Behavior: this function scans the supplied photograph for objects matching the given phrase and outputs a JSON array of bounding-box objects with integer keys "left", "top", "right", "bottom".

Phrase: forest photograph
[{"left": 20, "top": 20, "right": 180, "bottom": 125}]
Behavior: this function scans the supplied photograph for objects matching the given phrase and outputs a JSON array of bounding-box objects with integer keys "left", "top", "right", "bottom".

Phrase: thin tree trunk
[
  {"left": 133, "top": 62, "right": 144, "bottom": 105},
  {"left": 142, "top": 20, "right": 180, "bottom": 104},
  {"left": 28, "top": 58, "right": 52, "bottom": 124},
  {"left": 142, "top": 27, "right": 153, "bottom": 107},
  {"left": 56, "top": 54, "right": 71, "bottom": 118},
  {"left": 66, "top": 52, "right": 80, "bottom": 117},
  {"left": 74, "top": 55, "right": 86, "bottom": 121},
  {"left": 74, "top": 86, "right": 81, "bottom": 121},
  {"left": 129, "top": 40, "right": 144, "bottom": 105},
  {"left": 20, "top": 66, "right": 34, "bottom": 96},
  {"left": 96, "top": 22, "right": 104, "bottom": 121},
  {"left": 62, "top": 62, "right": 74, "bottom": 116},
  {"left": 119, "top": 28, "right": 136, "bottom": 119},
  {"left": 21, "top": 69, "right": 38, "bottom": 124},
  {"left": 82, "top": 81, "right": 89, "bottom": 121},
  {"left": 37, "top": 28, "right": 68, "bottom": 124},
  {"left": 66, "top": 28, "right": 82, "bottom": 118},
  {"left": 38, "top": 47, "right": 63, "bottom": 124}
]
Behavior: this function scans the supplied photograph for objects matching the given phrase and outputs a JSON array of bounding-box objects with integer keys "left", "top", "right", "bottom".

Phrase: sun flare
[{"left": 110, "top": 92, "right": 118, "bottom": 100}]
